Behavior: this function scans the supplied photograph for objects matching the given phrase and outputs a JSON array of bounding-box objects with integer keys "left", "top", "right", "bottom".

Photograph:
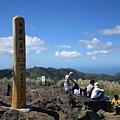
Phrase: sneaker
[{"left": 98, "top": 109, "right": 105, "bottom": 113}]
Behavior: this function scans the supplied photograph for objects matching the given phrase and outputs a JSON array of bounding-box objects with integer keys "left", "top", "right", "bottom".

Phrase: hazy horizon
[{"left": 0, "top": 65, "right": 119, "bottom": 76}]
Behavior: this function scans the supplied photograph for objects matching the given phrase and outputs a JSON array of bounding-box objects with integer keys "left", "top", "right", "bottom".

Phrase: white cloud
[
  {"left": 86, "top": 50, "right": 109, "bottom": 56},
  {"left": 26, "top": 36, "right": 46, "bottom": 54},
  {"left": 87, "top": 44, "right": 94, "bottom": 49},
  {"left": 78, "top": 38, "right": 120, "bottom": 60},
  {"left": 0, "top": 36, "right": 13, "bottom": 55},
  {"left": 99, "top": 50, "right": 109, "bottom": 55},
  {"left": 86, "top": 52, "right": 92, "bottom": 56},
  {"left": 0, "top": 35, "right": 46, "bottom": 56},
  {"left": 55, "top": 51, "right": 82, "bottom": 57},
  {"left": 92, "top": 56, "right": 96, "bottom": 60},
  {"left": 107, "top": 41, "right": 113, "bottom": 46},
  {"left": 78, "top": 38, "right": 114, "bottom": 50},
  {"left": 86, "top": 51, "right": 98, "bottom": 56},
  {"left": 55, "top": 45, "right": 71, "bottom": 48},
  {"left": 79, "top": 38, "right": 102, "bottom": 49},
  {"left": 99, "top": 25, "right": 120, "bottom": 35}
]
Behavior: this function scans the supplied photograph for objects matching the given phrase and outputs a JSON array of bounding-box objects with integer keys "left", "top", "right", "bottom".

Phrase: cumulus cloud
[
  {"left": 55, "top": 45, "right": 71, "bottom": 48},
  {"left": 79, "top": 38, "right": 103, "bottom": 49},
  {"left": 78, "top": 38, "right": 120, "bottom": 59},
  {"left": 55, "top": 51, "right": 82, "bottom": 57},
  {"left": 78, "top": 38, "right": 114, "bottom": 50},
  {"left": 99, "top": 50, "right": 109, "bottom": 55},
  {"left": 86, "top": 51, "right": 98, "bottom": 56},
  {"left": 86, "top": 50, "right": 109, "bottom": 56},
  {"left": 0, "top": 36, "right": 13, "bottom": 55},
  {"left": 26, "top": 35, "right": 46, "bottom": 54},
  {"left": 107, "top": 41, "right": 113, "bottom": 46},
  {"left": 0, "top": 35, "right": 46, "bottom": 56},
  {"left": 78, "top": 38, "right": 102, "bottom": 49},
  {"left": 99, "top": 25, "right": 120, "bottom": 35}
]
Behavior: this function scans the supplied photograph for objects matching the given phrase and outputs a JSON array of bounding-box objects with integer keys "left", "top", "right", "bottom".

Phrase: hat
[
  {"left": 94, "top": 82, "right": 99, "bottom": 87},
  {"left": 69, "top": 72, "right": 73, "bottom": 76}
]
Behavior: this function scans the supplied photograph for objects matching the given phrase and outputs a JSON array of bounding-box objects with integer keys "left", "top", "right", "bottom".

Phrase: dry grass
[
  {"left": 78, "top": 79, "right": 120, "bottom": 99},
  {"left": 1, "top": 77, "right": 120, "bottom": 99}
]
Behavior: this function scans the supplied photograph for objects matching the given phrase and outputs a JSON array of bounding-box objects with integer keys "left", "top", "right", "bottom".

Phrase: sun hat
[
  {"left": 69, "top": 72, "right": 73, "bottom": 76},
  {"left": 94, "top": 82, "right": 99, "bottom": 87}
]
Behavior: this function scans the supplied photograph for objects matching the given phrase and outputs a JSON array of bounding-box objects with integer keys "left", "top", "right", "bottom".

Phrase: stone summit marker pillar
[{"left": 12, "top": 16, "right": 26, "bottom": 109}]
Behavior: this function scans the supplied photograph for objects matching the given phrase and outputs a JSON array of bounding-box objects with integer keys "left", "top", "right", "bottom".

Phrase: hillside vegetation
[
  {"left": 0, "top": 67, "right": 120, "bottom": 120},
  {"left": 0, "top": 66, "right": 120, "bottom": 82}
]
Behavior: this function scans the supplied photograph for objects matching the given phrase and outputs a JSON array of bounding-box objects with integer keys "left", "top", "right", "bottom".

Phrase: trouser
[{"left": 92, "top": 91, "right": 104, "bottom": 100}]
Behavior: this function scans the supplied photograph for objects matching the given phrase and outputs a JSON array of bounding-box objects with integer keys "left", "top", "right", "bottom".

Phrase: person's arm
[
  {"left": 98, "top": 88, "right": 104, "bottom": 92},
  {"left": 71, "top": 79, "right": 76, "bottom": 84},
  {"left": 111, "top": 99, "right": 114, "bottom": 105},
  {"left": 69, "top": 77, "right": 76, "bottom": 84},
  {"left": 119, "top": 100, "right": 120, "bottom": 105},
  {"left": 116, "top": 100, "right": 120, "bottom": 106}
]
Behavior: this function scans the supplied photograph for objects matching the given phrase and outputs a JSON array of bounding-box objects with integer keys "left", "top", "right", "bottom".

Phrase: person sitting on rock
[
  {"left": 86, "top": 79, "right": 95, "bottom": 98},
  {"left": 91, "top": 82, "right": 104, "bottom": 100},
  {"left": 111, "top": 94, "right": 120, "bottom": 115}
]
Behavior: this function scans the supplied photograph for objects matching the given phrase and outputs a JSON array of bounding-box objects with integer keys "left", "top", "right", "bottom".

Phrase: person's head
[
  {"left": 114, "top": 94, "right": 119, "bottom": 100},
  {"left": 69, "top": 72, "right": 73, "bottom": 76},
  {"left": 90, "top": 79, "right": 95, "bottom": 85},
  {"left": 94, "top": 82, "right": 100, "bottom": 88}
]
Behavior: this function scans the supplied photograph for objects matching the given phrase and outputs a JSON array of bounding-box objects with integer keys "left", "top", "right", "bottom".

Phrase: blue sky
[{"left": 0, "top": 0, "right": 120, "bottom": 75}]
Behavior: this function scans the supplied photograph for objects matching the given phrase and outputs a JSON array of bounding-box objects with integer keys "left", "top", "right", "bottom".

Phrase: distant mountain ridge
[{"left": 0, "top": 66, "right": 120, "bottom": 82}]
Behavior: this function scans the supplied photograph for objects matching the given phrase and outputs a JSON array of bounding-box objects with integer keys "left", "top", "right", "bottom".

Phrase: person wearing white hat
[
  {"left": 64, "top": 72, "right": 77, "bottom": 92},
  {"left": 91, "top": 82, "right": 104, "bottom": 100}
]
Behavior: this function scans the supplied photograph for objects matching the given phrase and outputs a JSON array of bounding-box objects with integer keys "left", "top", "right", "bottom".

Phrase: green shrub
[
  {"left": 0, "top": 77, "right": 13, "bottom": 82},
  {"left": 35, "top": 79, "right": 42, "bottom": 86},
  {"left": 57, "top": 80, "right": 64, "bottom": 87},
  {"left": 26, "top": 78, "right": 36, "bottom": 85},
  {"left": 98, "top": 80, "right": 120, "bottom": 98},
  {"left": 46, "top": 79, "right": 54, "bottom": 86},
  {"left": 78, "top": 106, "right": 87, "bottom": 118}
]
